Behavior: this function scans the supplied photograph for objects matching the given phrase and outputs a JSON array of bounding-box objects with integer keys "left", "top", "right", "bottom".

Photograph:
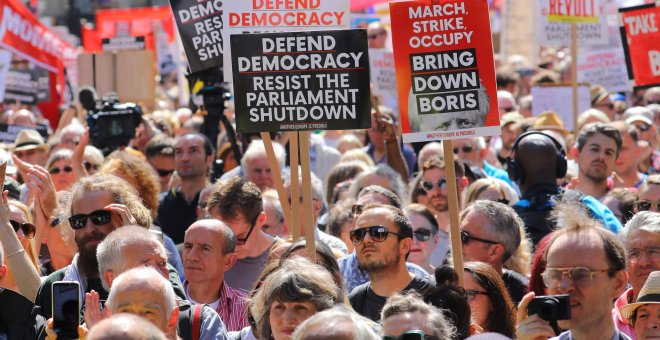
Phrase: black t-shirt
[
  {"left": 348, "top": 275, "right": 431, "bottom": 322},
  {"left": 502, "top": 269, "right": 529, "bottom": 306},
  {"left": 156, "top": 188, "right": 200, "bottom": 244}
]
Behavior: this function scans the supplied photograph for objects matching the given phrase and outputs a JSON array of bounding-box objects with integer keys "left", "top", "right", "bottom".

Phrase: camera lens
[{"left": 540, "top": 298, "right": 559, "bottom": 319}]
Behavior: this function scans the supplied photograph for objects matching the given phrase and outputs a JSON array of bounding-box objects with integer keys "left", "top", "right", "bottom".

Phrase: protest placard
[
  {"left": 222, "top": 0, "right": 350, "bottom": 81},
  {"left": 389, "top": 0, "right": 500, "bottom": 144},
  {"left": 536, "top": 0, "right": 608, "bottom": 46},
  {"left": 531, "top": 84, "right": 590, "bottom": 131},
  {"left": 369, "top": 49, "right": 398, "bottom": 113},
  {"left": 0, "top": 123, "right": 48, "bottom": 144},
  {"left": 3, "top": 68, "right": 49, "bottom": 105},
  {"left": 169, "top": 0, "right": 223, "bottom": 73},
  {"left": 577, "top": 48, "right": 630, "bottom": 92},
  {"left": 230, "top": 29, "right": 371, "bottom": 133},
  {"left": 0, "top": 50, "right": 11, "bottom": 102},
  {"left": 619, "top": 3, "right": 660, "bottom": 89},
  {"left": 102, "top": 36, "right": 146, "bottom": 52}
]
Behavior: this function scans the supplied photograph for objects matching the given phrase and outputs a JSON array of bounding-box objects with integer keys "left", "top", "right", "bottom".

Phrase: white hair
[
  {"left": 107, "top": 267, "right": 177, "bottom": 317},
  {"left": 96, "top": 226, "right": 166, "bottom": 291},
  {"left": 61, "top": 122, "right": 86, "bottom": 136},
  {"left": 84, "top": 145, "right": 105, "bottom": 166},
  {"left": 621, "top": 211, "right": 660, "bottom": 245},
  {"left": 241, "top": 139, "right": 286, "bottom": 172},
  {"left": 292, "top": 305, "right": 381, "bottom": 340}
]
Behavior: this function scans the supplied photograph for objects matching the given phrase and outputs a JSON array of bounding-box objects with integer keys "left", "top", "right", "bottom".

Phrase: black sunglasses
[
  {"left": 383, "top": 330, "right": 439, "bottom": 340},
  {"left": 349, "top": 225, "right": 408, "bottom": 245},
  {"left": 11, "top": 220, "right": 36, "bottom": 239},
  {"left": 497, "top": 198, "right": 510, "bottom": 205},
  {"left": 413, "top": 228, "right": 434, "bottom": 242},
  {"left": 68, "top": 210, "right": 113, "bottom": 230},
  {"left": 49, "top": 166, "right": 73, "bottom": 175},
  {"left": 155, "top": 168, "right": 175, "bottom": 177},
  {"left": 367, "top": 31, "right": 386, "bottom": 40},
  {"left": 453, "top": 145, "right": 474, "bottom": 154},
  {"left": 634, "top": 123, "right": 651, "bottom": 132},
  {"left": 84, "top": 161, "right": 98, "bottom": 172},
  {"left": 236, "top": 216, "right": 259, "bottom": 246},
  {"left": 421, "top": 178, "right": 447, "bottom": 192},
  {"left": 460, "top": 230, "right": 499, "bottom": 245}
]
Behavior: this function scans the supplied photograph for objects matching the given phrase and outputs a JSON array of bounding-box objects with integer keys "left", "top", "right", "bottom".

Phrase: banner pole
[
  {"left": 299, "top": 131, "right": 316, "bottom": 258},
  {"left": 289, "top": 132, "right": 301, "bottom": 241},
  {"left": 443, "top": 140, "right": 464, "bottom": 287},
  {"left": 260, "top": 132, "right": 292, "bottom": 232},
  {"left": 571, "top": 23, "right": 579, "bottom": 137}
]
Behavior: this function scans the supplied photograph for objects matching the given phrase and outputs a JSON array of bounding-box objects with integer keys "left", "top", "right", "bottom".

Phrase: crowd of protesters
[{"left": 1, "top": 21, "right": 660, "bottom": 340}]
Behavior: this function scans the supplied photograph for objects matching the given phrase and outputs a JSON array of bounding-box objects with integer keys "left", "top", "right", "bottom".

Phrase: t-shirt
[
  {"left": 157, "top": 188, "right": 200, "bottom": 244},
  {"left": 348, "top": 275, "right": 431, "bottom": 322},
  {"left": 224, "top": 241, "right": 276, "bottom": 292},
  {"left": 502, "top": 269, "right": 529, "bottom": 306}
]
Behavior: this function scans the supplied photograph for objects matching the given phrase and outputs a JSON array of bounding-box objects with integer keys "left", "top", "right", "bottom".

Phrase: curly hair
[
  {"left": 99, "top": 151, "right": 161, "bottom": 218},
  {"left": 69, "top": 173, "right": 152, "bottom": 228}
]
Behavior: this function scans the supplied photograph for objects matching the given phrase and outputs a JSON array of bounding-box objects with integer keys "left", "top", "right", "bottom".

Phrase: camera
[
  {"left": 527, "top": 294, "right": 571, "bottom": 321},
  {"left": 86, "top": 93, "right": 143, "bottom": 153}
]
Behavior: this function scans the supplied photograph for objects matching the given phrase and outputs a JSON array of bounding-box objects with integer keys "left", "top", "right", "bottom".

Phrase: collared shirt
[
  {"left": 613, "top": 288, "right": 636, "bottom": 340},
  {"left": 184, "top": 281, "right": 249, "bottom": 332},
  {"left": 551, "top": 328, "right": 631, "bottom": 340}
]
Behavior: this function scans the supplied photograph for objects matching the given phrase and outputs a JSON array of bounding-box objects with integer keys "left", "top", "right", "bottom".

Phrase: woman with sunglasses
[
  {"left": 0, "top": 192, "right": 41, "bottom": 301},
  {"left": 404, "top": 204, "right": 446, "bottom": 274},
  {"left": 46, "top": 149, "right": 76, "bottom": 192},
  {"left": 2, "top": 200, "right": 40, "bottom": 291},
  {"left": 463, "top": 261, "right": 516, "bottom": 338}
]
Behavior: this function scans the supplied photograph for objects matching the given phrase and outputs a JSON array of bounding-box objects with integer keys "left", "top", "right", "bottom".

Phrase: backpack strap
[{"left": 192, "top": 304, "right": 203, "bottom": 340}]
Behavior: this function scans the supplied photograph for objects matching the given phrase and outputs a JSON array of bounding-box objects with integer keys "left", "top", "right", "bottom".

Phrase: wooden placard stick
[
  {"left": 260, "top": 132, "right": 292, "bottom": 231},
  {"left": 571, "top": 23, "right": 579, "bottom": 137},
  {"left": 289, "top": 132, "right": 301, "bottom": 241},
  {"left": 298, "top": 131, "right": 316, "bottom": 258},
  {"left": 443, "top": 140, "right": 465, "bottom": 287}
]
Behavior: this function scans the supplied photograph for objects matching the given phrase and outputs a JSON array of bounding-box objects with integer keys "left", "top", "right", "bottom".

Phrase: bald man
[
  {"left": 86, "top": 313, "right": 167, "bottom": 340},
  {"left": 183, "top": 219, "right": 248, "bottom": 331}
]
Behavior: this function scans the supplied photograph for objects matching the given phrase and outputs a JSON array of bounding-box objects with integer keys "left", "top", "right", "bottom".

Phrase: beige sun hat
[
  {"left": 620, "top": 271, "right": 660, "bottom": 322},
  {"left": 11, "top": 129, "right": 49, "bottom": 153}
]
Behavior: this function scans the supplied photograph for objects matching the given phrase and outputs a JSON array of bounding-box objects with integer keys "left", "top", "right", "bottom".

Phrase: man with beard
[
  {"left": 613, "top": 212, "right": 660, "bottom": 339},
  {"left": 348, "top": 203, "right": 431, "bottom": 322},
  {"left": 574, "top": 123, "right": 622, "bottom": 201},
  {"left": 34, "top": 174, "right": 183, "bottom": 319},
  {"left": 157, "top": 133, "right": 214, "bottom": 244},
  {"left": 419, "top": 155, "right": 468, "bottom": 264}
]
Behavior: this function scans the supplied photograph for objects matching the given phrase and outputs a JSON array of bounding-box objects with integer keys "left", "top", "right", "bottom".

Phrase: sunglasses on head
[
  {"left": 68, "top": 210, "right": 113, "bottom": 230},
  {"left": 421, "top": 178, "right": 447, "bottom": 192},
  {"left": 349, "top": 225, "right": 408, "bottom": 245},
  {"left": 635, "top": 200, "right": 660, "bottom": 212},
  {"left": 453, "top": 146, "right": 474, "bottom": 154},
  {"left": 49, "top": 166, "right": 73, "bottom": 175},
  {"left": 413, "top": 228, "right": 434, "bottom": 242},
  {"left": 11, "top": 220, "right": 36, "bottom": 239},
  {"left": 155, "top": 168, "right": 175, "bottom": 177},
  {"left": 460, "top": 230, "right": 499, "bottom": 245}
]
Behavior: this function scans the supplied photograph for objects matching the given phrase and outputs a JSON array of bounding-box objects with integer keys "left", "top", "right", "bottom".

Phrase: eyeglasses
[
  {"left": 634, "top": 123, "right": 651, "bottom": 132},
  {"left": 635, "top": 200, "right": 660, "bottom": 212},
  {"left": 465, "top": 289, "right": 489, "bottom": 302},
  {"left": 453, "top": 146, "right": 474, "bottom": 154},
  {"left": 413, "top": 228, "right": 434, "bottom": 242},
  {"left": 383, "top": 330, "right": 439, "bottom": 340},
  {"left": 68, "top": 210, "right": 113, "bottom": 230},
  {"left": 421, "top": 178, "right": 447, "bottom": 192},
  {"left": 155, "top": 168, "right": 175, "bottom": 177},
  {"left": 460, "top": 230, "right": 499, "bottom": 245},
  {"left": 627, "top": 246, "right": 660, "bottom": 262},
  {"left": 349, "top": 225, "right": 407, "bottom": 246},
  {"left": 10, "top": 220, "right": 36, "bottom": 239},
  {"left": 84, "top": 162, "right": 98, "bottom": 172},
  {"left": 49, "top": 166, "right": 73, "bottom": 175},
  {"left": 541, "top": 267, "right": 612, "bottom": 289},
  {"left": 367, "top": 31, "right": 386, "bottom": 40},
  {"left": 236, "top": 216, "right": 259, "bottom": 246}
]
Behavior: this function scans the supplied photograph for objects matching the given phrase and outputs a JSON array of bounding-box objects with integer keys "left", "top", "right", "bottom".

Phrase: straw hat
[
  {"left": 590, "top": 85, "right": 610, "bottom": 105},
  {"left": 532, "top": 111, "right": 568, "bottom": 135},
  {"left": 11, "top": 129, "right": 49, "bottom": 153},
  {"left": 620, "top": 271, "right": 660, "bottom": 322}
]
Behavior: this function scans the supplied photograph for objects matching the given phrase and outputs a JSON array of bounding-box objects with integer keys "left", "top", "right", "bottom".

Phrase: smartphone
[{"left": 52, "top": 281, "right": 80, "bottom": 339}]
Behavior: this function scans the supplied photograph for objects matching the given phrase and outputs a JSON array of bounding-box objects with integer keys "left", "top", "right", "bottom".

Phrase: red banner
[
  {"left": 84, "top": 6, "right": 175, "bottom": 52},
  {"left": 0, "top": 0, "right": 76, "bottom": 72},
  {"left": 389, "top": 0, "right": 499, "bottom": 143},
  {"left": 619, "top": 3, "right": 660, "bottom": 88}
]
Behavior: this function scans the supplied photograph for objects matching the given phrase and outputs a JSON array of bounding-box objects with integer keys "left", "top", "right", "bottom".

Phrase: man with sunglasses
[
  {"left": 206, "top": 177, "right": 278, "bottom": 292},
  {"left": 460, "top": 200, "right": 529, "bottom": 305},
  {"left": 636, "top": 176, "right": 660, "bottom": 214},
  {"left": 452, "top": 137, "right": 516, "bottom": 189},
  {"left": 348, "top": 203, "right": 431, "bottom": 322},
  {"left": 145, "top": 137, "right": 176, "bottom": 194},
  {"left": 613, "top": 211, "right": 660, "bottom": 338},
  {"left": 516, "top": 207, "right": 629, "bottom": 340},
  {"left": 366, "top": 21, "right": 388, "bottom": 49}
]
